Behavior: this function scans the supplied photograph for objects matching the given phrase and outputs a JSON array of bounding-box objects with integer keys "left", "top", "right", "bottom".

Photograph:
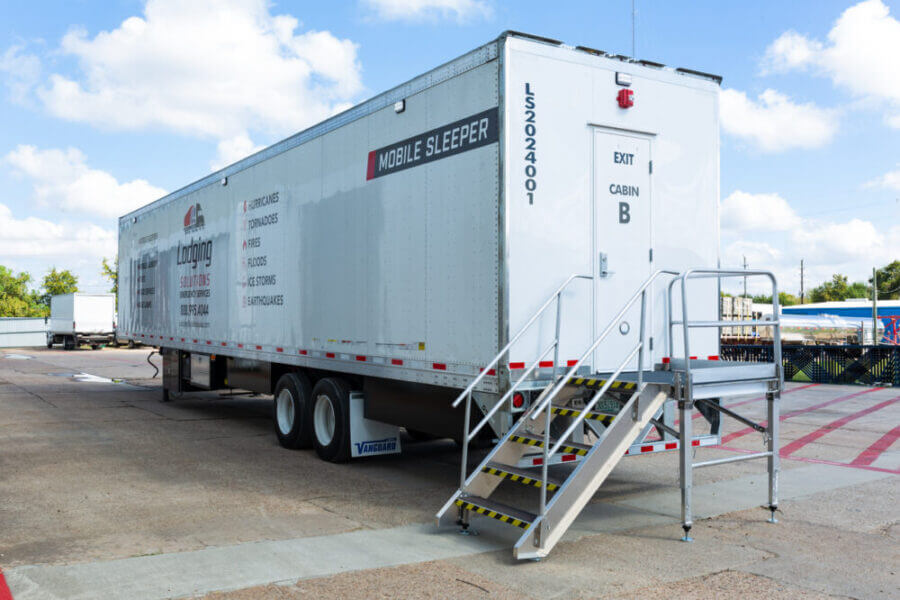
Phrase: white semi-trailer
[
  {"left": 120, "top": 31, "right": 785, "bottom": 559},
  {"left": 47, "top": 293, "right": 117, "bottom": 350},
  {"left": 119, "top": 31, "right": 722, "bottom": 460}
]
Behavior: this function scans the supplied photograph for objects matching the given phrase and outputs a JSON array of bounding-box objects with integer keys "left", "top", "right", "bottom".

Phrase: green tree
[
  {"left": 39, "top": 268, "right": 79, "bottom": 310},
  {"left": 870, "top": 260, "right": 900, "bottom": 300},
  {"left": 751, "top": 292, "right": 799, "bottom": 306},
  {"left": 0, "top": 266, "right": 44, "bottom": 317},
  {"left": 809, "top": 274, "right": 869, "bottom": 303},
  {"left": 101, "top": 256, "right": 118, "bottom": 296}
]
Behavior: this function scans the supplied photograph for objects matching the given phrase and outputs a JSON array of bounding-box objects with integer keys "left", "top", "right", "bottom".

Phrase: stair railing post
[
  {"left": 553, "top": 290, "right": 562, "bottom": 382},
  {"left": 460, "top": 390, "right": 472, "bottom": 493},
  {"left": 635, "top": 289, "right": 647, "bottom": 420}
]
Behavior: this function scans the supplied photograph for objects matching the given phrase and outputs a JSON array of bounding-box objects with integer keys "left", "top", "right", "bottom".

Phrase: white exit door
[{"left": 592, "top": 129, "right": 652, "bottom": 373}]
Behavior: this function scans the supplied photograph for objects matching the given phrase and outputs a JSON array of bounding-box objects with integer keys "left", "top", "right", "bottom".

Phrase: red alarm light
[{"left": 617, "top": 88, "right": 634, "bottom": 108}]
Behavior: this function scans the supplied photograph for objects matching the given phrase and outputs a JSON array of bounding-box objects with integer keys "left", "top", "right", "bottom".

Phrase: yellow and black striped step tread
[
  {"left": 481, "top": 462, "right": 563, "bottom": 491},
  {"left": 566, "top": 376, "right": 636, "bottom": 391},
  {"left": 455, "top": 495, "right": 535, "bottom": 530},
  {"left": 550, "top": 404, "right": 616, "bottom": 426},
  {"left": 509, "top": 433, "right": 592, "bottom": 456}
]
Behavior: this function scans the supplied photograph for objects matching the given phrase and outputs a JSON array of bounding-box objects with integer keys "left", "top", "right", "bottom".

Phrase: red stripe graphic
[
  {"left": 850, "top": 424, "right": 900, "bottom": 467},
  {"left": 0, "top": 568, "right": 13, "bottom": 600},
  {"left": 365, "top": 150, "right": 376, "bottom": 180},
  {"left": 721, "top": 387, "right": 880, "bottom": 444},
  {"left": 781, "top": 396, "right": 900, "bottom": 457}
]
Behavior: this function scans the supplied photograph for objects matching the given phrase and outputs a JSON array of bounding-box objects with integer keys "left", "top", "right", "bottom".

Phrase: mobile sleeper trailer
[{"left": 119, "top": 32, "right": 785, "bottom": 558}]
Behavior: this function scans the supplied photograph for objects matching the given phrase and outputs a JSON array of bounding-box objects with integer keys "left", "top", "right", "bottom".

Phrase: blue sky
[{"left": 1, "top": 0, "right": 898, "bottom": 295}]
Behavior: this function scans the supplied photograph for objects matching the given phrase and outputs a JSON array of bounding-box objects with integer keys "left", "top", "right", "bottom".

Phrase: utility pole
[
  {"left": 872, "top": 267, "right": 878, "bottom": 345},
  {"left": 800, "top": 259, "right": 804, "bottom": 304},
  {"left": 742, "top": 255, "right": 748, "bottom": 298}
]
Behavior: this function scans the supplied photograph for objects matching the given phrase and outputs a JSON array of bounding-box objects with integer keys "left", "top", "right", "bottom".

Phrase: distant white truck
[{"left": 47, "top": 293, "right": 117, "bottom": 350}]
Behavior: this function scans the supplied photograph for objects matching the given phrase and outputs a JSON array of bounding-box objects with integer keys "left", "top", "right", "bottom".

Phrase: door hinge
[
  {"left": 649, "top": 160, "right": 653, "bottom": 174},
  {"left": 649, "top": 248, "right": 653, "bottom": 262}
]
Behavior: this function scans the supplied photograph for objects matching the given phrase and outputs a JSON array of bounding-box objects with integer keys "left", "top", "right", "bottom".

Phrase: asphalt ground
[{"left": 0, "top": 347, "right": 897, "bottom": 599}]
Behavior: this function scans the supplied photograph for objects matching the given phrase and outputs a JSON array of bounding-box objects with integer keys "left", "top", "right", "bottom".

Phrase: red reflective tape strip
[
  {"left": 326, "top": 352, "right": 335, "bottom": 358},
  {"left": 480, "top": 367, "right": 496, "bottom": 376},
  {"left": 641, "top": 445, "right": 654, "bottom": 453},
  {"left": 707, "top": 355, "right": 719, "bottom": 360},
  {"left": 391, "top": 358, "right": 403, "bottom": 365},
  {"left": 532, "top": 458, "right": 543, "bottom": 466},
  {"left": 366, "top": 150, "right": 376, "bottom": 180},
  {"left": 181, "top": 338, "right": 186, "bottom": 342},
  {"left": 539, "top": 360, "right": 553, "bottom": 368},
  {"left": 237, "top": 343, "right": 243, "bottom": 348},
  {"left": 567, "top": 359, "right": 578, "bottom": 367},
  {"left": 433, "top": 363, "right": 447, "bottom": 370},
  {"left": 661, "top": 357, "right": 670, "bottom": 364},
  {"left": 561, "top": 454, "right": 576, "bottom": 462},
  {"left": 0, "top": 568, "right": 13, "bottom": 600},
  {"left": 850, "top": 424, "right": 900, "bottom": 467},
  {"left": 356, "top": 355, "right": 366, "bottom": 362},
  {"left": 509, "top": 362, "right": 525, "bottom": 369},
  {"left": 169, "top": 337, "right": 174, "bottom": 341},
  {"left": 665, "top": 442, "right": 678, "bottom": 450},
  {"left": 299, "top": 350, "right": 307, "bottom": 355},
  {"left": 221, "top": 342, "right": 227, "bottom": 346},
  {"left": 192, "top": 339, "right": 198, "bottom": 343},
  {"left": 781, "top": 396, "right": 900, "bottom": 457},
  {"left": 689, "top": 356, "right": 697, "bottom": 360},
  {"left": 722, "top": 387, "right": 880, "bottom": 444},
  {"left": 276, "top": 347, "right": 284, "bottom": 353},
  {"left": 692, "top": 439, "right": 700, "bottom": 446},
  {"left": 255, "top": 345, "right": 262, "bottom": 350}
]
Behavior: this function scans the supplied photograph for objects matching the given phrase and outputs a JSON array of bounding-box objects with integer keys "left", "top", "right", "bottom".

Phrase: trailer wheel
[
  {"left": 311, "top": 377, "right": 351, "bottom": 463},
  {"left": 46, "top": 336, "right": 53, "bottom": 349},
  {"left": 127, "top": 339, "right": 136, "bottom": 349},
  {"left": 64, "top": 336, "right": 75, "bottom": 350},
  {"left": 273, "top": 372, "right": 314, "bottom": 449}
]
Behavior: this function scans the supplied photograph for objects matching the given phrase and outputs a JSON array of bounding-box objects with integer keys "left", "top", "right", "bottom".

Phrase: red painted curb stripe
[
  {"left": 718, "top": 444, "right": 900, "bottom": 475},
  {"left": 721, "top": 387, "right": 881, "bottom": 445},
  {"left": 0, "top": 568, "right": 13, "bottom": 600},
  {"left": 850, "top": 424, "right": 900, "bottom": 467},
  {"left": 690, "top": 382, "right": 820, "bottom": 421},
  {"left": 781, "top": 396, "right": 900, "bottom": 457}
]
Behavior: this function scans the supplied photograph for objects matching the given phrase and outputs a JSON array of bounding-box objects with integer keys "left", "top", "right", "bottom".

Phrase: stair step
[
  {"left": 509, "top": 433, "right": 592, "bottom": 456},
  {"left": 566, "top": 376, "right": 637, "bottom": 392},
  {"left": 482, "top": 462, "right": 564, "bottom": 491},
  {"left": 551, "top": 404, "right": 615, "bottom": 426},
  {"left": 455, "top": 495, "right": 535, "bottom": 530}
]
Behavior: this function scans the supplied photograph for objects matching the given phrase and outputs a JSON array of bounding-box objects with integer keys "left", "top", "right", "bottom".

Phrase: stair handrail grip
[
  {"left": 451, "top": 273, "right": 592, "bottom": 409},
  {"left": 530, "top": 269, "right": 679, "bottom": 421}
]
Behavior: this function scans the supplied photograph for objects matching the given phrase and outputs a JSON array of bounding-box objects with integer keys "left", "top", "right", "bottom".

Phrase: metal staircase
[{"left": 436, "top": 268, "right": 784, "bottom": 560}]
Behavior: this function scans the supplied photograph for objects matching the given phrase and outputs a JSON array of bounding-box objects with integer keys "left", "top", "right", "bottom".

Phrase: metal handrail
[
  {"left": 530, "top": 269, "right": 679, "bottom": 420},
  {"left": 454, "top": 273, "right": 592, "bottom": 492},
  {"left": 667, "top": 269, "right": 783, "bottom": 401}
]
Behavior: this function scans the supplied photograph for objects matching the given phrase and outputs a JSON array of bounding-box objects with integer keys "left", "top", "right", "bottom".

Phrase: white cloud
[
  {"left": 720, "top": 88, "right": 838, "bottom": 152},
  {"left": 363, "top": 0, "right": 491, "bottom": 21},
  {"left": 0, "top": 45, "right": 40, "bottom": 104},
  {"left": 23, "top": 0, "right": 362, "bottom": 144},
  {"left": 865, "top": 164, "right": 900, "bottom": 191},
  {"left": 721, "top": 190, "right": 801, "bottom": 231},
  {"left": 720, "top": 188, "right": 900, "bottom": 296},
  {"left": 4, "top": 145, "right": 166, "bottom": 218},
  {"left": 211, "top": 134, "right": 265, "bottom": 172},
  {"left": 0, "top": 203, "right": 115, "bottom": 259},
  {"left": 763, "top": 0, "right": 900, "bottom": 126}
]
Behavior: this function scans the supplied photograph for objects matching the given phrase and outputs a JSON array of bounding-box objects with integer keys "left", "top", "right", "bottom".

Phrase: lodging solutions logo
[{"left": 183, "top": 203, "right": 205, "bottom": 233}]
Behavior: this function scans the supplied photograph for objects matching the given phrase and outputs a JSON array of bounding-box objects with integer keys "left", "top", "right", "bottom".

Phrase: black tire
[
  {"left": 63, "top": 336, "right": 75, "bottom": 350},
  {"left": 310, "top": 377, "right": 352, "bottom": 463},
  {"left": 127, "top": 339, "right": 136, "bottom": 349},
  {"left": 273, "top": 372, "right": 314, "bottom": 449},
  {"left": 161, "top": 388, "right": 170, "bottom": 403},
  {"left": 406, "top": 428, "right": 437, "bottom": 442},
  {"left": 91, "top": 344, "right": 100, "bottom": 350},
  {"left": 46, "top": 337, "right": 53, "bottom": 349}
]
